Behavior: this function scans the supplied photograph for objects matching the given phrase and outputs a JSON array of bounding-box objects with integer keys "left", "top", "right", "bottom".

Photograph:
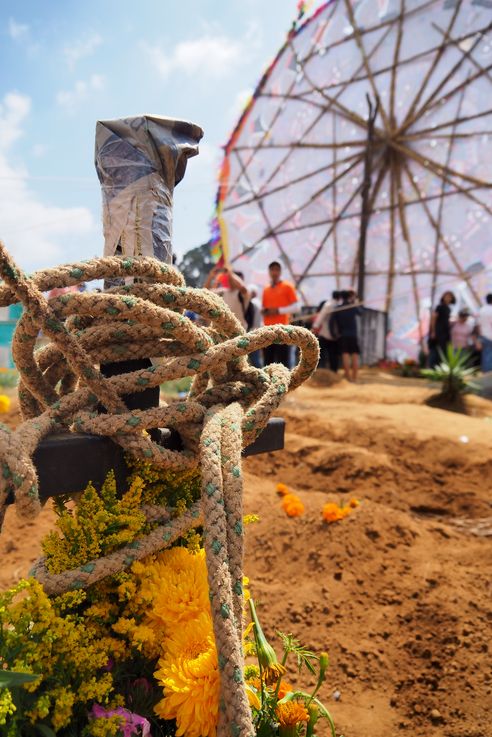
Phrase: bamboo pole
[
  {"left": 238, "top": 152, "right": 365, "bottom": 254},
  {"left": 332, "top": 114, "right": 341, "bottom": 289},
  {"left": 231, "top": 149, "right": 305, "bottom": 300},
  {"left": 357, "top": 95, "right": 379, "bottom": 301},
  {"left": 401, "top": 159, "right": 481, "bottom": 304},
  {"left": 399, "top": 0, "right": 462, "bottom": 133},
  {"left": 223, "top": 150, "right": 362, "bottom": 213},
  {"left": 394, "top": 157, "right": 424, "bottom": 348},
  {"left": 429, "top": 79, "right": 467, "bottom": 311},
  {"left": 343, "top": 0, "right": 390, "bottom": 131}
]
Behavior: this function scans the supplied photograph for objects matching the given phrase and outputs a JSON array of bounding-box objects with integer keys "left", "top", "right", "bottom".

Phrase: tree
[{"left": 177, "top": 242, "right": 214, "bottom": 288}]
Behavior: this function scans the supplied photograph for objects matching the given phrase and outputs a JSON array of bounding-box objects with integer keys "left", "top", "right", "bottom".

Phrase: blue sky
[{"left": 0, "top": 0, "right": 301, "bottom": 273}]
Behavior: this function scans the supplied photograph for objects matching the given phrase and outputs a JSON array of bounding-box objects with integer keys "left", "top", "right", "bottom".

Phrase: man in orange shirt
[{"left": 262, "top": 261, "right": 300, "bottom": 367}]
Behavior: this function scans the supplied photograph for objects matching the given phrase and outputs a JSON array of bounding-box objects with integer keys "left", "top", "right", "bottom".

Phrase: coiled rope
[{"left": 0, "top": 240, "right": 319, "bottom": 737}]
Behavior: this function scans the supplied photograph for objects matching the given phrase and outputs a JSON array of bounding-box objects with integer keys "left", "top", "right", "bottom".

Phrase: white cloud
[
  {"left": 142, "top": 28, "right": 253, "bottom": 79},
  {"left": 7, "top": 18, "right": 29, "bottom": 41},
  {"left": 0, "top": 92, "right": 30, "bottom": 149},
  {"left": 55, "top": 74, "right": 105, "bottom": 113},
  {"left": 0, "top": 92, "right": 96, "bottom": 272},
  {"left": 63, "top": 33, "right": 103, "bottom": 69}
]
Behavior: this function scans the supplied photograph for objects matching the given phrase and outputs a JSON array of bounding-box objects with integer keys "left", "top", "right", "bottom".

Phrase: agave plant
[{"left": 421, "top": 345, "right": 478, "bottom": 401}]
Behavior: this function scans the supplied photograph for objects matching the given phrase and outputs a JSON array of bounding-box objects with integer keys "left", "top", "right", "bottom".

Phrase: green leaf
[
  {"left": 276, "top": 630, "right": 318, "bottom": 673},
  {"left": 0, "top": 670, "right": 39, "bottom": 687},
  {"left": 421, "top": 344, "right": 478, "bottom": 400},
  {"left": 36, "top": 726, "right": 57, "bottom": 737},
  {"left": 312, "top": 697, "right": 337, "bottom": 737}
]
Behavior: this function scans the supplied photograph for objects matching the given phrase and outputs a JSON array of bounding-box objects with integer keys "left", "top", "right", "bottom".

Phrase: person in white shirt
[
  {"left": 312, "top": 290, "right": 341, "bottom": 372},
  {"left": 204, "top": 266, "right": 250, "bottom": 331},
  {"left": 478, "top": 293, "right": 492, "bottom": 373}
]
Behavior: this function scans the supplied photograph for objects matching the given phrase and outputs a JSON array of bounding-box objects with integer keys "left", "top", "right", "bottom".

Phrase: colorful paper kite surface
[{"left": 214, "top": 0, "right": 492, "bottom": 357}]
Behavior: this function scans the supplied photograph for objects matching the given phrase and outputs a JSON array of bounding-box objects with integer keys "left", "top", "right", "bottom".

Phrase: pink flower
[{"left": 90, "top": 704, "right": 152, "bottom": 736}]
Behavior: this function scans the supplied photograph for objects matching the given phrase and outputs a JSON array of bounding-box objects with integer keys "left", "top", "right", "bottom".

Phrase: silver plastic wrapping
[{"left": 95, "top": 115, "right": 203, "bottom": 266}]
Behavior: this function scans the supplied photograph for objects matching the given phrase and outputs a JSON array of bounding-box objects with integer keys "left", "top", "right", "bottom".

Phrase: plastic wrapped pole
[
  {"left": 94, "top": 115, "right": 203, "bottom": 415},
  {"left": 95, "top": 114, "right": 203, "bottom": 270}
]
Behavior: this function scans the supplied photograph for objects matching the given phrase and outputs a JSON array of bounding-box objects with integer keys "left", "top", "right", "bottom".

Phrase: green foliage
[
  {"left": 276, "top": 632, "right": 317, "bottom": 675},
  {"left": 247, "top": 600, "right": 336, "bottom": 737},
  {"left": 421, "top": 344, "right": 478, "bottom": 400},
  {"left": 0, "top": 370, "right": 18, "bottom": 388},
  {"left": 160, "top": 377, "right": 192, "bottom": 396},
  {"left": 177, "top": 242, "right": 214, "bottom": 288},
  {"left": 0, "top": 671, "right": 39, "bottom": 688}
]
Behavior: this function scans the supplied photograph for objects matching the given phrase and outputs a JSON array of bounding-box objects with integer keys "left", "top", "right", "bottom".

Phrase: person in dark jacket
[
  {"left": 331, "top": 289, "right": 362, "bottom": 382},
  {"left": 427, "top": 290, "right": 456, "bottom": 367}
]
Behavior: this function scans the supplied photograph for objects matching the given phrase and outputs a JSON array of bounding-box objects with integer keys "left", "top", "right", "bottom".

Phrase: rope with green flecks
[{"left": 0, "top": 239, "right": 318, "bottom": 737}]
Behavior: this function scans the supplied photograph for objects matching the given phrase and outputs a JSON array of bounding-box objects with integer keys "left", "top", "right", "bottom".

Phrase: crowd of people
[
  {"left": 428, "top": 290, "right": 492, "bottom": 372},
  {"left": 204, "top": 260, "right": 299, "bottom": 369},
  {"left": 201, "top": 264, "right": 492, "bottom": 379},
  {"left": 202, "top": 262, "right": 363, "bottom": 382}
]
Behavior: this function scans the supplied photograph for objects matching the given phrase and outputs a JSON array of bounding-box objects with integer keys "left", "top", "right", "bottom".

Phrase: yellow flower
[
  {"left": 154, "top": 612, "right": 219, "bottom": 737},
  {"left": 131, "top": 624, "right": 157, "bottom": 652},
  {"left": 0, "top": 394, "right": 10, "bottom": 413},
  {"left": 135, "top": 547, "right": 210, "bottom": 636},
  {"left": 0, "top": 578, "right": 113, "bottom": 730},
  {"left": 244, "top": 664, "right": 259, "bottom": 681},
  {"left": 0, "top": 690, "right": 15, "bottom": 725},
  {"left": 349, "top": 498, "right": 360, "bottom": 508},
  {"left": 245, "top": 683, "right": 261, "bottom": 710},
  {"left": 51, "top": 687, "right": 75, "bottom": 731},
  {"left": 276, "top": 701, "right": 309, "bottom": 726},
  {"left": 243, "top": 514, "right": 259, "bottom": 525}
]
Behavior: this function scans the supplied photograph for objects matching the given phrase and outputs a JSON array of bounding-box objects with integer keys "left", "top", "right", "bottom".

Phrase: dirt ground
[{"left": 1, "top": 370, "right": 492, "bottom": 736}]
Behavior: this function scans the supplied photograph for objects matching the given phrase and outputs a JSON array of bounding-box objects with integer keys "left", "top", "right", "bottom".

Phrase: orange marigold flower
[
  {"left": 349, "top": 498, "right": 360, "bottom": 508},
  {"left": 276, "top": 482, "right": 290, "bottom": 496},
  {"left": 246, "top": 676, "right": 292, "bottom": 699},
  {"left": 281, "top": 493, "right": 304, "bottom": 517},
  {"left": 276, "top": 701, "right": 310, "bottom": 726},
  {"left": 321, "top": 502, "right": 345, "bottom": 523},
  {"left": 277, "top": 680, "right": 293, "bottom": 699},
  {"left": 246, "top": 676, "right": 261, "bottom": 691}
]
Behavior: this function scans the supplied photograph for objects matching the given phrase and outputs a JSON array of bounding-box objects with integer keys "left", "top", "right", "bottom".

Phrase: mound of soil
[{"left": 243, "top": 376, "right": 492, "bottom": 737}]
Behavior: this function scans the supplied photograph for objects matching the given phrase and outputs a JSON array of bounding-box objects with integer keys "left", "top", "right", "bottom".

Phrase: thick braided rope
[
  {"left": 200, "top": 402, "right": 255, "bottom": 736},
  {"left": 0, "top": 240, "right": 319, "bottom": 737}
]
